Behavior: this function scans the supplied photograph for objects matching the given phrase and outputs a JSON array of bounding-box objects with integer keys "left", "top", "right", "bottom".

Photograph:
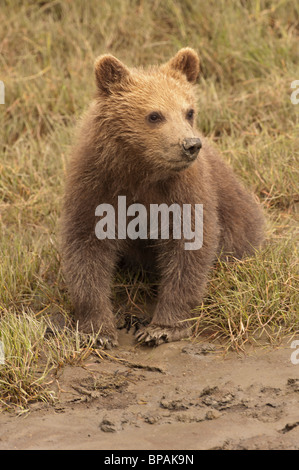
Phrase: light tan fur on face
[{"left": 60, "top": 48, "right": 265, "bottom": 347}]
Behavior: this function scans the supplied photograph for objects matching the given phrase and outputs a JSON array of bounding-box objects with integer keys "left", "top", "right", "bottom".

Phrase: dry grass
[{"left": 0, "top": 0, "right": 298, "bottom": 410}]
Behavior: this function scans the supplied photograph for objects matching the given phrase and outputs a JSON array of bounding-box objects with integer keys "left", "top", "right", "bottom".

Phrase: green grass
[
  {"left": 192, "top": 239, "right": 298, "bottom": 350},
  {"left": 0, "top": 0, "right": 299, "bottom": 410}
]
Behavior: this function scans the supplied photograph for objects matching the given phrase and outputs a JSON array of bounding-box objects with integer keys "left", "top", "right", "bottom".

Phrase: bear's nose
[{"left": 182, "top": 138, "right": 202, "bottom": 160}]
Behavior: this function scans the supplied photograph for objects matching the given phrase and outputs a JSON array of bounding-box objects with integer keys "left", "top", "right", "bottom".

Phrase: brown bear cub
[{"left": 60, "top": 48, "right": 264, "bottom": 348}]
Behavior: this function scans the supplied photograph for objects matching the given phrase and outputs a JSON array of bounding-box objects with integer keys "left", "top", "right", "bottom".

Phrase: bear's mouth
[{"left": 170, "top": 160, "right": 195, "bottom": 172}]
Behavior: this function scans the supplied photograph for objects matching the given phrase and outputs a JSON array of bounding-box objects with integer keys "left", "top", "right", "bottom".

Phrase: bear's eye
[
  {"left": 186, "top": 109, "right": 195, "bottom": 121},
  {"left": 147, "top": 112, "right": 164, "bottom": 124}
]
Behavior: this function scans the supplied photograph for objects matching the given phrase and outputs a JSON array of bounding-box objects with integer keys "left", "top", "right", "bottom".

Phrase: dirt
[{"left": 0, "top": 330, "right": 299, "bottom": 450}]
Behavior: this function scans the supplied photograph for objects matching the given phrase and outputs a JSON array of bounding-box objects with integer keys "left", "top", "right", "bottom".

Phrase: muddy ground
[{"left": 0, "top": 330, "right": 299, "bottom": 450}]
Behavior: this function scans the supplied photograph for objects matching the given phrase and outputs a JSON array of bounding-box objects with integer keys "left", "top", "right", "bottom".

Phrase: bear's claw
[
  {"left": 135, "top": 325, "right": 189, "bottom": 347},
  {"left": 77, "top": 330, "right": 118, "bottom": 350},
  {"left": 95, "top": 335, "right": 118, "bottom": 350}
]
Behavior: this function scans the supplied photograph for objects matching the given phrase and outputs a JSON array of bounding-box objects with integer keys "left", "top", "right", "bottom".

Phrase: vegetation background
[{"left": 0, "top": 0, "right": 298, "bottom": 410}]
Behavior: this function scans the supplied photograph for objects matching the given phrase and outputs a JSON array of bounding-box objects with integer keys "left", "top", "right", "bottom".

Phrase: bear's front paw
[
  {"left": 77, "top": 331, "right": 118, "bottom": 350},
  {"left": 79, "top": 332, "right": 118, "bottom": 349},
  {"left": 95, "top": 335, "right": 118, "bottom": 350},
  {"left": 135, "top": 325, "right": 190, "bottom": 347},
  {"left": 76, "top": 319, "right": 118, "bottom": 349}
]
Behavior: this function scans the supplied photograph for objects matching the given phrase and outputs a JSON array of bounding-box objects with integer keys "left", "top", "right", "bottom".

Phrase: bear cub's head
[{"left": 94, "top": 48, "right": 201, "bottom": 175}]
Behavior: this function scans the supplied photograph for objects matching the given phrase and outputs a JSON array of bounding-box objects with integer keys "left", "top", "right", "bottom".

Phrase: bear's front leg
[
  {"left": 62, "top": 239, "right": 119, "bottom": 349},
  {"left": 135, "top": 238, "right": 216, "bottom": 346}
]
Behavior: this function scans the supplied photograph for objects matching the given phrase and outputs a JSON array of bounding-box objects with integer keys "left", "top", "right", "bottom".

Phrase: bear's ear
[
  {"left": 163, "top": 48, "right": 200, "bottom": 84},
  {"left": 94, "top": 54, "right": 130, "bottom": 94}
]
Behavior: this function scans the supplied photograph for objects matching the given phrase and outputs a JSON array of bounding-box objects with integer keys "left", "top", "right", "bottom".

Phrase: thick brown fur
[{"left": 60, "top": 48, "right": 265, "bottom": 347}]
